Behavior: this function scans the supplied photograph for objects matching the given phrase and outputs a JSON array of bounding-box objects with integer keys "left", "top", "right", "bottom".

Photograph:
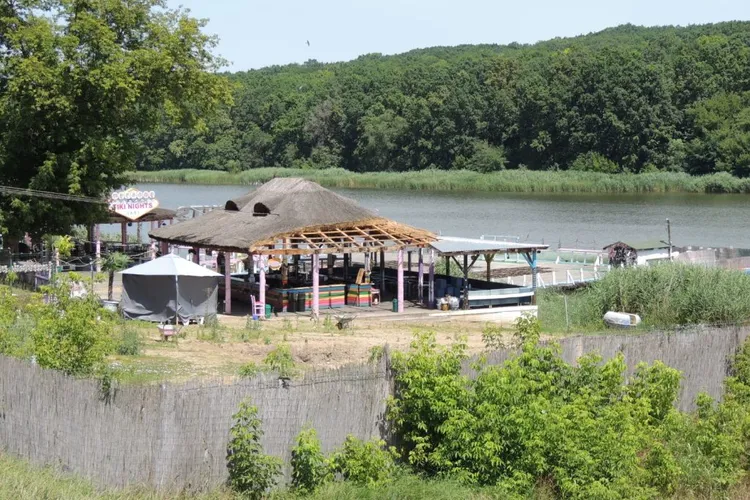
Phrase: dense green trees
[
  {"left": 136, "top": 22, "right": 750, "bottom": 179},
  {"left": 0, "top": 0, "right": 230, "bottom": 241}
]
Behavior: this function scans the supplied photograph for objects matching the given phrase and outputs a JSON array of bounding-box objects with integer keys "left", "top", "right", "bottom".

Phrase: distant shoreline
[{"left": 129, "top": 168, "right": 750, "bottom": 194}]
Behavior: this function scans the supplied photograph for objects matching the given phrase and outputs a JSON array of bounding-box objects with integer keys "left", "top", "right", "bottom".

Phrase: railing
[{"left": 503, "top": 266, "right": 611, "bottom": 288}]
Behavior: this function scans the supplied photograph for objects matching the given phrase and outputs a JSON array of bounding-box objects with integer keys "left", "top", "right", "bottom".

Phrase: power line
[{"left": 0, "top": 186, "right": 109, "bottom": 204}]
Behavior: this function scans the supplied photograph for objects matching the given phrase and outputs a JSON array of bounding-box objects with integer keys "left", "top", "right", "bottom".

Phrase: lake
[{"left": 133, "top": 183, "right": 750, "bottom": 249}]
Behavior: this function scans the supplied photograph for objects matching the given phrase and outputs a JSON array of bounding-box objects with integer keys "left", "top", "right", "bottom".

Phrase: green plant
[
  {"left": 330, "top": 435, "right": 398, "bottom": 486},
  {"left": 263, "top": 343, "right": 297, "bottom": 378},
  {"left": 480, "top": 323, "right": 506, "bottom": 351},
  {"left": 322, "top": 314, "right": 335, "bottom": 333},
  {"left": 368, "top": 345, "right": 385, "bottom": 364},
  {"left": 53, "top": 235, "right": 75, "bottom": 259},
  {"left": 263, "top": 336, "right": 272, "bottom": 345},
  {"left": 115, "top": 323, "right": 142, "bottom": 356},
  {"left": 198, "top": 315, "right": 224, "bottom": 343},
  {"left": 32, "top": 278, "right": 115, "bottom": 376},
  {"left": 291, "top": 427, "right": 331, "bottom": 493},
  {"left": 238, "top": 362, "right": 260, "bottom": 378},
  {"left": 226, "top": 401, "right": 281, "bottom": 499},
  {"left": 101, "top": 252, "right": 131, "bottom": 301}
]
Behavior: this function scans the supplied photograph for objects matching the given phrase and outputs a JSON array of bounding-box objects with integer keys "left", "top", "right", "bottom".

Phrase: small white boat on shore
[{"left": 603, "top": 311, "right": 642, "bottom": 328}]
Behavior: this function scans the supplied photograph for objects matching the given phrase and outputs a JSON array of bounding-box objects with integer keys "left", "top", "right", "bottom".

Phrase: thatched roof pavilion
[
  {"left": 149, "top": 178, "right": 434, "bottom": 255},
  {"left": 148, "top": 178, "right": 436, "bottom": 316}
]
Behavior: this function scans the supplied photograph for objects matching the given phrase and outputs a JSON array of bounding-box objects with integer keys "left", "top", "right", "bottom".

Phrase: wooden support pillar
[
  {"left": 445, "top": 255, "right": 450, "bottom": 276},
  {"left": 224, "top": 252, "right": 232, "bottom": 314},
  {"left": 259, "top": 256, "right": 266, "bottom": 307},
  {"left": 485, "top": 253, "right": 495, "bottom": 283},
  {"left": 327, "top": 254, "right": 334, "bottom": 277},
  {"left": 192, "top": 247, "right": 200, "bottom": 264},
  {"left": 463, "top": 254, "right": 470, "bottom": 310},
  {"left": 418, "top": 248, "right": 424, "bottom": 305},
  {"left": 343, "top": 252, "right": 350, "bottom": 281},
  {"left": 380, "top": 248, "right": 385, "bottom": 295},
  {"left": 121, "top": 222, "right": 127, "bottom": 246},
  {"left": 160, "top": 241, "right": 168, "bottom": 255},
  {"left": 407, "top": 251, "right": 412, "bottom": 273},
  {"left": 397, "top": 248, "right": 404, "bottom": 313},
  {"left": 312, "top": 253, "right": 320, "bottom": 319},
  {"left": 428, "top": 249, "right": 435, "bottom": 308},
  {"left": 95, "top": 224, "right": 101, "bottom": 273},
  {"left": 136, "top": 222, "right": 142, "bottom": 243}
]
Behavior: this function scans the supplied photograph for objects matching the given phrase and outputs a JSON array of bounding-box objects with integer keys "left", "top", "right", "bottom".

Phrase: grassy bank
[
  {"left": 130, "top": 168, "right": 750, "bottom": 194},
  {"left": 539, "top": 263, "right": 750, "bottom": 332}
]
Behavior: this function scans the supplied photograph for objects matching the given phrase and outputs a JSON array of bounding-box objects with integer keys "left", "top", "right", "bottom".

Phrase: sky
[{"left": 167, "top": 0, "right": 750, "bottom": 71}]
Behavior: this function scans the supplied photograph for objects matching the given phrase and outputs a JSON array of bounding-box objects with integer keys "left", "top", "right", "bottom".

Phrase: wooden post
[
  {"left": 397, "top": 248, "right": 404, "bottom": 313},
  {"left": 428, "top": 249, "right": 435, "bottom": 308},
  {"left": 327, "top": 254, "right": 334, "bottom": 277},
  {"left": 417, "top": 248, "right": 424, "bottom": 305},
  {"left": 121, "top": 222, "right": 127, "bottom": 246},
  {"left": 344, "top": 252, "right": 349, "bottom": 281},
  {"left": 407, "top": 251, "right": 412, "bottom": 273},
  {"left": 193, "top": 247, "right": 200, "bottom": 264},
  {"left": 136, "top": 222, "right": 142, "bottom": 243},
  {"left": 259, "top": 256, "right": 266, "bottom": 307},
  {"left": 312, "top": 253, "right": 320, "bottom": 319},
  {"left": 224, "top": 252, "right": 232, "bottom": 314},
  {"left": 463, "top": 254, "right": 470, "bottom": 310},
  {"left": 380, "top": 248, "right": 385, "bottom": 295},
  {"left": 94, "top": 224, "right": 101, "bottom": 273},
  {"left": 445, "top": 255, "right": 450, "bottom": 276},
  {"left": 485, "top": 253, "right": 494, "bottom": 283}
]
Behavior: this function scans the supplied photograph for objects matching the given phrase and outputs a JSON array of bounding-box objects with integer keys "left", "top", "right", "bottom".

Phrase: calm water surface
[{"left": 135, "top": 183, "right": 750, "bottom": 249}]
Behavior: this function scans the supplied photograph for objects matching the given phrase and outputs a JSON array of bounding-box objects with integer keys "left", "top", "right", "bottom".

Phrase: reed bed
[
  {"left": 130, "top": 168, "right": 750, "bottom": 194},
  {"left": 540, "top": 264, "right": 750, "bottom": 332}
]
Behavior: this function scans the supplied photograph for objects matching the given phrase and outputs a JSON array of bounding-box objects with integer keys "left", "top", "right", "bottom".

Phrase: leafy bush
[
  {"left": 226, "top": 401, "right": 281, "bottom": 499},
  {"left": 32, "top": 279, "right": 114, "bottom": 376},
  {"left": 237, "top": 362, "right": 260, "bottom": 378},
  {"left": 569, "top": 151, "right": 621, "bottom": 174},
  {"left": 291, "top": 427, "right": 331, "bottom": 493},
  {"left": 388, "top": 316, "right": 750, "bottom": 498},
  {"left": 0, "top": 288, "right": 35, "bottom": 358},
  {"left": 263, "top": 343, "right": 297, "bottom": 378},
  {"left": 331, "top": 436, "right": 398, "bottom": 486},
  {"left": 115, "top": 323, "right": 142, "bottom": 356}
]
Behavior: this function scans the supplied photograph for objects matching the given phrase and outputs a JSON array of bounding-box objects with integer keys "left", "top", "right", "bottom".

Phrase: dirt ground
[{"left": 120, "top": 314, "right": 512, "bottom": 382}]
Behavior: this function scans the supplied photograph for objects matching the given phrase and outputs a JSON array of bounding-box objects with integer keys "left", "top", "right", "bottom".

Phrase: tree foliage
[
  {"left": 226, "top": 400, "right": 281, "bottom": 499},
  {"left": 387, "top": 317, "right": 750, "bottom": 498},
  {"left": 0, "top": 0, "right": 231, "bottom": 241},
  {"left": 133, "top": 23, "right": 750, "bottom": 181}
]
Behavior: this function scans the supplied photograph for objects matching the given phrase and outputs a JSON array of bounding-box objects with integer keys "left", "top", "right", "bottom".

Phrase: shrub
[
  {"left": 569, "top": 151, "right": 620, "bottom": 174},
  {"left": 32, "top": 279, "right": 114, "bottom": 376},
  {"left": 387, "top": 317, "right": 750, "bottom": 497},
  {"left": 263, "top": 343, "right": 297, "bottom": 378},
  {"left": 226, "top": 401, "right": 281, "bottom": 499},
  {"left": 115, "top": 323, "right": 142, "bottom": 356},
  {"left": 291, "top": 427, "right": 331, "bottom": 493},
  {"left": 237, "top": 362, "right": 260, "bottom": 378},
  {"left": 331, "top": 436, "right": 398, "bottom": 486}
]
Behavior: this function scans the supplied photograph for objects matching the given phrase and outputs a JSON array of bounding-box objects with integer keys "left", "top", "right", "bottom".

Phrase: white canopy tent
[{"left": 120, "top": 254, "right": 222, "bottom": 323}]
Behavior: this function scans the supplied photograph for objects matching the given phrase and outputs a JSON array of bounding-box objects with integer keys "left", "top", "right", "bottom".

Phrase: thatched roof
[
  {"left": 103, "top": 207, "right": 176, "bottom": 224},
  {"left": 149, "top": 178, "right": 435, "bottom": 255}
]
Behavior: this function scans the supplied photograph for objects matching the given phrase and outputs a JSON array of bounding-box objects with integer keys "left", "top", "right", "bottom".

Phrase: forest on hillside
[{"left": 136, "top": 22, "right": 750, "bottom": 177}]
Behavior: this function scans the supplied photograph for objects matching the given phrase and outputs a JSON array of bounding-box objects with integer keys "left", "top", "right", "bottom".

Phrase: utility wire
[{"left": 0, "top": 186, "right": 109, "bottom": 204}]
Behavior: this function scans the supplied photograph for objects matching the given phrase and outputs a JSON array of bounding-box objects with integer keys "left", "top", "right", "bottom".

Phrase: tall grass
[
  {"left": 130, "top": 168, "right": 750, "bottom": 194},
  {"left": 540, "top": 264, "right": 750, "bottom": 331}
]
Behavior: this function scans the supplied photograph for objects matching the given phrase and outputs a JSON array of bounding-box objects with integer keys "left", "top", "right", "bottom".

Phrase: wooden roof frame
[{"left": 247, "top": 221, "right": 434, "bottom": 256}]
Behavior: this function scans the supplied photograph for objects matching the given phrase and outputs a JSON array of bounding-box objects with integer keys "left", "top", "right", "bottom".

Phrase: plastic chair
[{"left": 250, "top": 295, "right": 265, "bottom": 319}]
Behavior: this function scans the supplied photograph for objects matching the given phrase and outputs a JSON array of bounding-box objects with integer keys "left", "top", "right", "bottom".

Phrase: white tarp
[{"left": 120, "top": 254, "right": 222, "bottom": 323}]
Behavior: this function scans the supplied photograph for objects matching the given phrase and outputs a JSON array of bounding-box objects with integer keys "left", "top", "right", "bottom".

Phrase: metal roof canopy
[{"left": 430, "top": 236, "right": 549, "bottom": 257}]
